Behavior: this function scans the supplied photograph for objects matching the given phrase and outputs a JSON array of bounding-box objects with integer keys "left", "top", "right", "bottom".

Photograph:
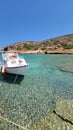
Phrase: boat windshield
[{"left": 2, "top": 52, "right": 18, "bottom": 59}]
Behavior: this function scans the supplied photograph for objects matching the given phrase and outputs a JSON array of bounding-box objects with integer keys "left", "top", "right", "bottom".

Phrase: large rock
[
  {"left": 55, "top": 99, "right": 73, "bottom": 123},
  {"left": 59, "top": 62, "right": 73, "bottom": 73},
  {"left": 30, "top": 99, "right": 73, "bottom": 130}
]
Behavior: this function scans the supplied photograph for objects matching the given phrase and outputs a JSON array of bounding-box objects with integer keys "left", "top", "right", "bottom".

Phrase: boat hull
[{"left": 6, "top": 66, "right": 27, "bottom": 75}]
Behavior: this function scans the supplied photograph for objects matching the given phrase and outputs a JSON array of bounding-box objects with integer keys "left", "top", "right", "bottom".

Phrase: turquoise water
[{"left": 0, "top": 54, "right": 73, "bottom": 129}]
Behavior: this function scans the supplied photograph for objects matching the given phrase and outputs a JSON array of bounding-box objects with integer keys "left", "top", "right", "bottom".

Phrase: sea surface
[{"left": 0, "top": 54, "right": 73, "bottom": 130}]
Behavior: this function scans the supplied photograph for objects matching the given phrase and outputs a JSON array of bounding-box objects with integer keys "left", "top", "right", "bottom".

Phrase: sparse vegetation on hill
[{"left": 2, "top": 34, "right": 73, "bottom": 54}]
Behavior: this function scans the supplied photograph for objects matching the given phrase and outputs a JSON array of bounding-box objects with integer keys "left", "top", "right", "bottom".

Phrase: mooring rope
[
  {"left": 0, "top": 74, "right": 28, "bottom": 130},
  {"left": 0, "top": 115, "right": 28, "bottom": 130}
]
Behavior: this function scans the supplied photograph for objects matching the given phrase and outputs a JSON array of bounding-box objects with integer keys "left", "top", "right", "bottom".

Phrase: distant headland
[{"left": 1, "top": 34, "right": 73, "bottom": 54}]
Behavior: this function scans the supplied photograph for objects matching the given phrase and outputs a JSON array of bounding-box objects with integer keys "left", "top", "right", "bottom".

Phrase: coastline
[
  {"left": 15, "top": 49, "right": 73, "bottom": 54},
  {"left": 1, "top": 48, "right": 73, "bottom": 54}
]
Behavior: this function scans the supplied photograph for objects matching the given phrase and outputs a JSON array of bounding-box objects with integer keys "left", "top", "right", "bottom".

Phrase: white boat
[{"left": 0, "top": 51, "right": 28, "bottom": 75}]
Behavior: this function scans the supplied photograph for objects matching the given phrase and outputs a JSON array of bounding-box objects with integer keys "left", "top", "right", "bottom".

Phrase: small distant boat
[{"left": 0, "top": 51, "right": 28, "bottom": 75}]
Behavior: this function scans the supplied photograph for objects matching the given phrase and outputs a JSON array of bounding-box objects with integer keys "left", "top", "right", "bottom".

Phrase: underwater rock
[
  {"left": 48, "top": 113, "right": 73, "bottom": 130},
  {"left": 55, "top": 99, "right": 73, "bottom": 123},
  {"left": 59, "top": 63, "right": 73, "bottom": 73},
  {"left": 30, "top": 112, "right": 73, "bottom": 130},
  {"left": 28, "top": 99, "right": 73, "bottom": 130}
]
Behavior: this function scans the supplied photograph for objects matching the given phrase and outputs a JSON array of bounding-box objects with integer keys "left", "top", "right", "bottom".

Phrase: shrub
[{"left": 62, "top": 44, "right": 73, "bottom": 49}]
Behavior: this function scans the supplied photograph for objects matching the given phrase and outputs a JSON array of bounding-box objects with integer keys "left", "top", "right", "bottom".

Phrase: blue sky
[{"left": 0, "top": 0, "right": 73, "bottom": 47}]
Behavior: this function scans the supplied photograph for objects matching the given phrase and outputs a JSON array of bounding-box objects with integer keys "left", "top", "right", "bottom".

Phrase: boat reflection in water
[{"left": 2, "top": 73, "right": 24, "bottom": 84}]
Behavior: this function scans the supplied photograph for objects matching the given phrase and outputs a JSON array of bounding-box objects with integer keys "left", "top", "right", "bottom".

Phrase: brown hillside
[{"left": 3, "top": 34, "right": 73, "bottom": 54}]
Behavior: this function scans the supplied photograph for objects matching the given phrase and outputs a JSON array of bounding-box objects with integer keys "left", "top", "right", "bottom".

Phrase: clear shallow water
[{"left": 0, "top": 54, "right": 73, "bottom": 129}]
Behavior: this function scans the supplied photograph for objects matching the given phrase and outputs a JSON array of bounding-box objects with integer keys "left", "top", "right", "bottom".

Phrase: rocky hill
[{"left": 3, "top": 34, "right": 73, "bottom": 54}]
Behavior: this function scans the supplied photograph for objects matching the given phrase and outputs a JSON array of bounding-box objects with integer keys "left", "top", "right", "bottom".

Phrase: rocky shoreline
[{"left": 16, "top": 48, "right": 73, "bottom": 54}]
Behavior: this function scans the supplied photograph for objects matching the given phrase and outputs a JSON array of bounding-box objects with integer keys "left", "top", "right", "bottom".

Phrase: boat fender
[{"left": 2, "top": 67, "right": 7, "bottom": 74}]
